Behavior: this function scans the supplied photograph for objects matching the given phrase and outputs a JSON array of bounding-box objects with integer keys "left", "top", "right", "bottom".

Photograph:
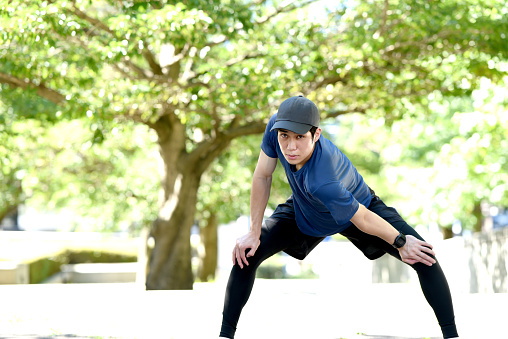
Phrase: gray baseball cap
[{"left": 270, "top": 95, "right": 319, "bottom": 134}]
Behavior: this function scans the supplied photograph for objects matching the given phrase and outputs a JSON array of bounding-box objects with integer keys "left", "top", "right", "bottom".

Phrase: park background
[{"left": 1, "top": 0, "right": 507, "bottom": 338}]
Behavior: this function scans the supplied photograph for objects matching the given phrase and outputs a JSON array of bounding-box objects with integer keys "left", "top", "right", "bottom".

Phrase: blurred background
[{"left": 1, "top": 0, "right": 507, "bottom": 318}]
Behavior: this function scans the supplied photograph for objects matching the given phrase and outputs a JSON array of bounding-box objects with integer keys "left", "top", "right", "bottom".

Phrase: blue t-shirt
[{"left": 261, "top": 113, "right": 372, "bottom": 237}]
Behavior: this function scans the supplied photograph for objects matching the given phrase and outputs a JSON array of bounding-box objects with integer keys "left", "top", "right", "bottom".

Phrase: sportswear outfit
[{"left": 220, "top": 114, "right": 458, "bottom": 338}]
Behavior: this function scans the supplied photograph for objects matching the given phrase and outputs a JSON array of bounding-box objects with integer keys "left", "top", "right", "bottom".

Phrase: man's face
[{"left": 277, "top": 128, "right": 321, "bottom": 170}]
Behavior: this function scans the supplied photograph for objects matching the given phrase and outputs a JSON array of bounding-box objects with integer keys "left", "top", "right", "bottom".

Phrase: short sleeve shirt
[{"left": 261, "top": 113, "right": 372, "bottom": 237}]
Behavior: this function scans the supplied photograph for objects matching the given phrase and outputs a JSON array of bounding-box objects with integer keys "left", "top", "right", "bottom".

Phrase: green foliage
[
  {"left": 66, "top": 249, "right": 137, "bottom": 264},
  {"left": 333, "top": 78, "right": 508, "bottom": 232},
  {"left": 1, "top": 116, "right": 158, "bottom": 232},
  {"left": 1, "top": 0, "right": 508, "bottom": 237},
  {"left": 29, "top": 255, "right": 66, "bottom": 284},
  {"left": 196, "top": 133, "right": 292, "bottom": 227},
  {"left": 428, "top": 79, "right": 508, "bottom": 228},
  {"left": 4, "top": 0, "right": 506, "bottom": 127},
  {"left": 197, "top": 134, "right": 259, "bottom": 225},
  {"left": 314, "top": 0, "right": 508, "bottom": 122}
]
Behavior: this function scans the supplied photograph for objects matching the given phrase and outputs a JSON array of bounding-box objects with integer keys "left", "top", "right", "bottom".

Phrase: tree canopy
[
  {"left": 331, "top": 77, "right": 508, "bottom": 236},
  {"left": 3, "top": 0, "right": 507, "bottom": 125}
]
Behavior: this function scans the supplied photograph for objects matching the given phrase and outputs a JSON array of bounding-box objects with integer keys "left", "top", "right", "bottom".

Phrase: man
[{"left": 219, "top": 96, "right": 459, "bottom": 338}]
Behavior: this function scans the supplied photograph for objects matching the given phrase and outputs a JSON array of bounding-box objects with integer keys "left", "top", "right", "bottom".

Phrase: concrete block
[
  {"left": 60, "top": 262, "right": 138, "bottom": 283},
  {"left": 0, "top": 262, "right": 29, "bottom": 284}
]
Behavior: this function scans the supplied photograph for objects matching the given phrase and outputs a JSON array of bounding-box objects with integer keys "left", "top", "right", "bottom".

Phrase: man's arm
[
  {"left": 350, "top": 204, "right": 437, "bottom": 266},
  {"left": 233, "top": 150, "right": 277, "bottom": 269}
]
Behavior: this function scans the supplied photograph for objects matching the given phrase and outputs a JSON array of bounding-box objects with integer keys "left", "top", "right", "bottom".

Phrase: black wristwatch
[{"left": 392, "top": 232, "right": 406, "bottom": 249}]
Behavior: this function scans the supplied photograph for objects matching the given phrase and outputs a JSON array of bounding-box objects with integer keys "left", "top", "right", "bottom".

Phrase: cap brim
[{"left": 270, "top": 120, "right": 312, "bottom": 134}]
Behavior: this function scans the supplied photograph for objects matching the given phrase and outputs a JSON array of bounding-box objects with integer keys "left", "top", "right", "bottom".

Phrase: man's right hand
[{"left": 232, "top": 231, "right": 261, "bottom": 269}]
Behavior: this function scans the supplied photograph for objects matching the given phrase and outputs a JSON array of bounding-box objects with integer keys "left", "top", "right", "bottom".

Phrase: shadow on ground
[
  {"left": 0, "top": 336, "right": 114, "bottom": 339},
  {"left": 1, "top": 336, "right": 442, "bottom": 339}
]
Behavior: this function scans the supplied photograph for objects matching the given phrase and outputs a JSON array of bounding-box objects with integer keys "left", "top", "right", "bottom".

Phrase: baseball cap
[{"left": 270, "top": 95, "right": 319, "bottom": 134}]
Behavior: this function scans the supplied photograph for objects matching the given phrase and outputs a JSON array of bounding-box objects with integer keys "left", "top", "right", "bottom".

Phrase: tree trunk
[
  {"left": 0, "top": 179, "right": 22, "bottom": 228},
  {"left": 0, "top": 205, "right": 17, "bottom": 227},
  {"left": 441, "top": 226, "right": 453, "bottom": 240},
  {"left": 198, "top": 212, "right": 218, "bottom": 282},
  {"left": 143, "top": 113, "right": 245, "bottom": 289},
  {"left": 145, "top": 115, "right": 200, "bottom": 290},
  {"left": 146, "top": 171, "right": 200, "bottom": 290},
  {"left": 472, "top": 201, "right": 483, "bottom": 233}
]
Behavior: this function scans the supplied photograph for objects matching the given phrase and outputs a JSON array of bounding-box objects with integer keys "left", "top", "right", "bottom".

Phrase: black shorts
[{"left": 266, "top": 190, "right": 425, "bottom": 261}]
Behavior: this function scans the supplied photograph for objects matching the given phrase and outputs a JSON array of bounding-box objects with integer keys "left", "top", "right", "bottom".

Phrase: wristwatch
[{"left": 392, "top": 232, "right": 406, "bottom": 249}]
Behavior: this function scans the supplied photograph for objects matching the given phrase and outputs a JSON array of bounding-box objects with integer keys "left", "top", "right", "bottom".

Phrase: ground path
[{"left": 0, "top": 280, "right": 504, "bottom": 339}]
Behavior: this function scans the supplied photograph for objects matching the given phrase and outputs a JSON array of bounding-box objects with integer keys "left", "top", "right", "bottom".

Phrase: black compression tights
[{"left": 219, "top": 222, "right": 458, "bottom": 338}]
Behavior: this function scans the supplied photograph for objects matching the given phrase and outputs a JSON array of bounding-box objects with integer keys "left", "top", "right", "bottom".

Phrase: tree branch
[
  {"left": 325, "top": 107, "right": 368, "bottom": 119},
  {"left": 111, "top": 63, "right": 140, "bottom": 82},
  {"left": 381, "top": 0, "right": 390, "bottom": 34},
  {"left": 143, "top": 49, "right": 164, "bottom": 76},
  {"left": 204, "top": 0, "right": 318, "bottom": 48},
  {"left": 222, "top": 120, "right": 267, "bottom": 139},
  {"left": 251, "top": 0, "right": 269, "bottom": 5},
  {"left": 186, "top": 51, "right": 265, "bottom": 84},
  {"left": 204, "top": 35, "right": 228, "bottom": 48},
  {"left": 256, "top": 0, "right": 319, "bottom": 24},
  {"left": 193, "top": 118, "right": 266, "bottom": 176},
  {"left": 309, "top": 74, "right": 347, "bottom": 92},
  {"left": 225, "top": 52, "right": 265, "bottom": 67},
  {"left": 54, "top": 27, "right": 151, "bottom": 81},
  {"left": 69, "top": 1, "right": 115, "bottom": 36},
  {"left": 0, "top": 72, "right": 66, "bottom": 104},
  {"left": 123, "top": 59, "right": 152, "bottom": 79},
  {"left": 194, "top": 138, "right": 232, "bottom": 176},
  {"left": 209, "top": 98, "right": 220, "bottom": 139},
  {"left": 162, "top": 44, "right": 189, "bottom": 82},
  {"left": 383, "top": 12, "right": 410, "bottom": 34},
  {"left": 184, "top": 116, "right": 266, "bottom": 173},
  {"left": 68, "top": 0, "right": 157, "bottom": 80},
  {"left": 379, "top": 28, "right": 457, "bottom": 55}
]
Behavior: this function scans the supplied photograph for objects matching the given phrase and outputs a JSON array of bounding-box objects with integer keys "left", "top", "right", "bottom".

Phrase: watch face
[
  {"left": 397, "top": 234, "right": 406, "bottom": 247},
  {"left": 394, "top": 233, "right": 406, "bottom": 248}
]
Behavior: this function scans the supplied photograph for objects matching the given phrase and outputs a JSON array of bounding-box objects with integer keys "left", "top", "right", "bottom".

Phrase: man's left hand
[{"left": 398, "top": 235, "right": 436, "bottom": 266}]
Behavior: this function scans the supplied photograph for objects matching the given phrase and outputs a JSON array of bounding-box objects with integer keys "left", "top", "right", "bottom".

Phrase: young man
[{"left": 219, "top": 96, "right": 459, "bottom": 338}]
